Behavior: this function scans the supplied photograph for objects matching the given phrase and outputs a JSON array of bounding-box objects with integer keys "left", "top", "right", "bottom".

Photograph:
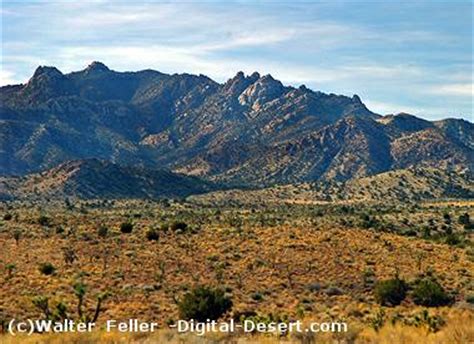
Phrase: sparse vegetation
[{"left": 0, "top": 197, "right": 472, "bottom": 343}]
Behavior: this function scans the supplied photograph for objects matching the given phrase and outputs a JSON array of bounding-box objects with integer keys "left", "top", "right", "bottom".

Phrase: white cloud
[
  {"left": 428, "top": 83, "right": 473, "bottom": 97},
  {"left": 0, "top": 70, "right": 18, "bottom": 85}
]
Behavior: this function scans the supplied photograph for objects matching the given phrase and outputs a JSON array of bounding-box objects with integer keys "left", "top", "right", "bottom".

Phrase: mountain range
[{"left": 1, "top": 62, "right": 472, "bottom": 196}]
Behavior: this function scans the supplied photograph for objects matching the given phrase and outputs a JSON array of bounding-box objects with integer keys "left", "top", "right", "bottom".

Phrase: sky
[{"left": 1, "top": 0, "right": 472, "bottom": 121}]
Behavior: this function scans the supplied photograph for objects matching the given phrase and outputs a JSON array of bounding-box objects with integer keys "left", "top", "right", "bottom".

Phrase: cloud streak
[{"left": 1, "top": 1, "right": 472, "bottom": 120}]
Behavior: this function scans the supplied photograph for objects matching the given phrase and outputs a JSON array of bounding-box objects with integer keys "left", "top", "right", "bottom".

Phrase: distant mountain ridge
[{"left": 1, "top": 62, "right": 472, "bottom": 187}]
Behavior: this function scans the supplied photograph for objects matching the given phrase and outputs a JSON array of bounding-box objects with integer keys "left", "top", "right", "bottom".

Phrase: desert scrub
[
  {"left": 97, "top": 225, "right": 108, "bottom": 238},
  {"left": 412, "top": 278, "right": 452, "bottom": 307},
  {"left": 178, "top": 286, "right": 232, "bottom": 321},
  {"left": 146, "top": 228, "right": 159, "bottom": 241},
  {"left": 374, "top": 277, "right": 408, "bottom": 306},
  {"left": 38, "top": 215, "right": 51, "bottom": 226},
  {"left": 120, "top": 221, "right": 133, "bottom": 234},
  {"left": 5, "top": 263, "right": 16, "bottom": 278},
  {"left": 39, "top": 262, "right": 56, "bottom": 275},
  {"left": 170, "top": 221, "right": 188, "bottom": 232}
]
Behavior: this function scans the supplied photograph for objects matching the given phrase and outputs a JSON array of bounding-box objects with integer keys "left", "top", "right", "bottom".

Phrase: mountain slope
[
  {"left": 0, "top": 159, "right": 214, "bottom": 200},
  {"left": 1, "top": 62, "right": 472, "bottom": 185},
  {"left": 190, "top": 167, "right": 474, "bottom": 205}
]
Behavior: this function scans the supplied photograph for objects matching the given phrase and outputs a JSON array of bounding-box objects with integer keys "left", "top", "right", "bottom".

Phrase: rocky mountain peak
[
  {"left": 21, "top": 65, "right": 71, "bottom": 102},
  {"left": 32, "top": 65, "right": 63, "bottom": 78},
  {"left": 238, "top": 73, "right": 285, "bottom": 110},
  {"left": 85, "top": 61, "right": 110, "bottom": 73},
  {"left": 223, "top": 71, "right": 261, "bottom": 95},
  {"left": 352, "top": 94, "right": 362, "bottom": 104}
]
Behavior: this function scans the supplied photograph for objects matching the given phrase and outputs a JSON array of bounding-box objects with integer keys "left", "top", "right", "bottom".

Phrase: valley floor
[{"left": 0, "top": 198, "right": 473, "bottom": 343}]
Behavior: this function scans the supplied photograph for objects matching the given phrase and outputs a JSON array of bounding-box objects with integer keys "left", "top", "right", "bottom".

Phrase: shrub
[
  {"left": 412, "top": 278, "right": 451, "bottom": 307},
  {"left": 374, "top": 277, "right": 408, "bottom": 306},
  {"left": 465, "top": 294, "right": 474, "bottom": 304},
  {"left": 98, "top": 226, "right": 108, "bottom": 238},
  {"left": 39, "top": 262, "right": 56, "bottom": 275},
  {"left": 3, "top": 213, "right": 12, "bottom": 221},
  {"left": 178, "top": 286, "right": 232, "bottom": 321},
  {"left": 458, "top": 213, "right": 470, "bottom": 226},
  {"left": 445, "top": 234, "right": 462, "bottom": 246},
  {"left": 251, "top": 291, "right": 264, "bottom": 301},
  {"left": 325, "top": 286, "right": 344, "bottom": 296},
  {"left": 38, "top": 215, "right": 50, "bottom": 226},
  {"left": 170, "top": 221, "right": 188, "bottom": 232},
  {"left": 13, "top": 230, "right": 21, "bottom": 244},
  {"left": 146, "top": 229, "right": 159, "bottom": 241},
  {"left": 120, "top": 222, "right": 133, "bottom": 234}
]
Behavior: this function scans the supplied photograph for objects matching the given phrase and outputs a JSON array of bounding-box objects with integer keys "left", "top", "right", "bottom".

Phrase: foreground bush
[
  {"left": 374, "top": 277, "right": 408, "bottom": 306},
  {"left": 178, "top": 286, "right": 232, "bottom": 321},
  {"left": 120, "top": 222, "right": 133, "bottom": 234},
  {"left": 39, "top": 262, "right": 56, "bottom": 275},
  {"left": 170, "top": 221, "right": 188, "bottom": 232},
  {"left": 146, "top": 228, "right": 159, "bottom": 241},
  {"left": 412, "top": 278, "right": 451, "bottom": 307}
]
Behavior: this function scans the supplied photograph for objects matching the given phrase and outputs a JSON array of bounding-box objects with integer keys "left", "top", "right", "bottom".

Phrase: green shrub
[
  {"left": 120, "top": 222, "right": 133, "bottom": 234},
  {"left": 251, "top": 291, "right": 264, "bottom": 301},
  {"left": 98, "top": 226, "right": 108, "bottom": 238},
  {"left": 39, "top": 262, "right": 56, "bottom": 275},
  {"left": 146, "top": 229, "right": 159, "bottom": 241},
  {"left": 3, "top": 213, "right": 12, "bottom": 221},
  {"left": 170, "top": 221, "right": 188, "bottom": 232},
  {"left": 38, "top": 215, "right": 50, "bottom": 226},
  {"left": 178, "top": 286, "right": 232, "bottom": 321},
  {"left": 374, "top": 277, "right": 408, "bottom": 306},
  {"left": 412, "top": 278, "right": 451, "bottom": 307},
  {"left": 465, "top": 294, "right": 474, "bottom": 304},
  {"left": 458, "top": 213, "right": 470, "bottom": 226},
  {"left": 445, "top": 234, "right": 462, "bottom": 246}
]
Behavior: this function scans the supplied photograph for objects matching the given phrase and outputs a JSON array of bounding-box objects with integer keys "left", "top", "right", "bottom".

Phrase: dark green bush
[
  {"left": 38, "top": 215, "right": 50, "bottom": 226},
  {"left": 178, "top": 286, "right": 232, "bottom": 321},
  {"left": 39, "top": 262, "right": 56, "bottom": 275},
  {"left": 374, "top": 277, "right": 408, "bottom": 306},
  {"left": 465, "top": 295, "right": 474, "bottom": 304},
  {"left": 120, "top": 222, "right": 133, "bottom": 234},
  {"left": 412, "top": 278, "right": 451, "bottom": 307},
  {"left": 146, "top": 229, "right": 159, "bottom": 241},
  {"left": 445, "top": 234, "right": 462, "bottom": 246},
  {"left": 458, "top": 213, "right": 470, "bottom": 226},
  {"left": 170, "top": 221, "right": 188, "bottom": 232},
  {"left": 251, "top": 291, "right": 264, "bottom": 301},
  {"left": 98, "top": 226, "right": 108, "bottom": 238},
  {"left": 3, "top": 213, "right": 12, "bottom": 221}
]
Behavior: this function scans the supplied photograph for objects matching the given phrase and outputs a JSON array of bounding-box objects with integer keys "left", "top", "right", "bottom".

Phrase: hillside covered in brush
[
  {"left": 190, "top": 167, "right": 474, "bottom": 205},
  {"left": 0, "top": 159, "right": 213, "bottom": 200}
]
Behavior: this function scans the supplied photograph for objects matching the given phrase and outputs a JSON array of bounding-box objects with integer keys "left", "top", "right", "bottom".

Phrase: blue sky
[{"left": 1, "top": 0, "right": 472, "bottom": 121}]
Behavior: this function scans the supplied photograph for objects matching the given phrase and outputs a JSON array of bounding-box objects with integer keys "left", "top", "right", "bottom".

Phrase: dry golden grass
[
  {"left": 0, "top": 199, "right": 473, "bottom": 343},
  {"left": 1, "top": 312, "right": 473, "bottom": 344}
]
